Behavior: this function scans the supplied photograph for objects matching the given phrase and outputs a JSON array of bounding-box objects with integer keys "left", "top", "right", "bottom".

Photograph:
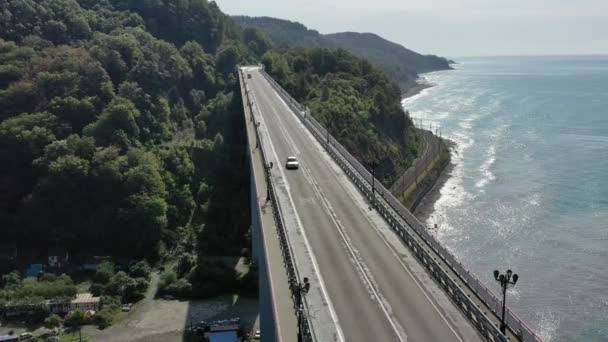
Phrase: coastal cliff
[{"left": 233, "top": 16, "right": 452, "bottom": 92}]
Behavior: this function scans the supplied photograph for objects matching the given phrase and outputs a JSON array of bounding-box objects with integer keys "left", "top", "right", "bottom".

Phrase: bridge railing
[
  {"left": 260, "top": 68, "right": 542, "bottom": 342},
  {"left": 239, "top": 68, "right": 315, "bottom": 342}
]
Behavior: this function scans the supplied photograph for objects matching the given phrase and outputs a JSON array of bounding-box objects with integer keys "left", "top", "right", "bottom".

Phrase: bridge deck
[
  {"left": 245, "top": 67, "right": 483, "bottom": 342},
  {"left": 240, "top": 73, "right": 298, "bottom": 342}
]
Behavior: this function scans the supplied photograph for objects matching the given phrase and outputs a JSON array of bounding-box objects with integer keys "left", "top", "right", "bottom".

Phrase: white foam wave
[
  {"left": 475, "top": 145, "right": 497, "bottom": 188},
  {"left": 427, "top": 132, "right": 475, "bottom": 236},
  {"left": 536, "top": 310, "right": 560, "bottom": 342}
]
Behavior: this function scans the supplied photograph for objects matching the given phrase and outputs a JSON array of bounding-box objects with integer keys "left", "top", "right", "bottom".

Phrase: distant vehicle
[
  {"left": 253, "top": 330, "right": 261, "bottom": 339},
  {"left": 247, "top": 74, "right": 252, "bottom": 79},
  {"left": 285, "top": 156, "right": 299, "bottom": 170}
]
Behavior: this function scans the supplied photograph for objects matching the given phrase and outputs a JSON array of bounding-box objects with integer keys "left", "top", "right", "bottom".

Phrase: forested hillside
[
  {"left": 234, "top": 16, "right": 452, "bottom": 90},
  {"left": 0, "top": 0, "right": 422, "bottom": 301},
  {"left": 262, "top": 48, "right": 419, "bottom": 184},
  {"left": 0, "top": 0, "right": 272, "bottom": 266}
]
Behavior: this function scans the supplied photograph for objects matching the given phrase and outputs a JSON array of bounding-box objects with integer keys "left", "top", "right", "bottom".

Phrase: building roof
[
  {"left": 209, "top": 324, "right": 240, "bottom": 332},
  {"left": 208, "top": 331, "right": 238, "bottom": 342},
  {"left": 0, "top": 335, "right": 19, "bottom": 341},
  {"left": 71, "top": 293, "right": 100, "bottom": 304}
]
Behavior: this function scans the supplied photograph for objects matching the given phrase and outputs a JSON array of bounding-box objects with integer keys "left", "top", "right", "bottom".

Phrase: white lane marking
[
  {"left": 344, "top": 178, "right": 466, "bottom": 342},
  {"left": 250, "top": 73, "right": 346, "bottom": 342},
  {"left": 264, "top": 81, "right": 406, "bottom": 342},
  {"left": 264, "top": 71, "right": 468, "bottom": 341}
]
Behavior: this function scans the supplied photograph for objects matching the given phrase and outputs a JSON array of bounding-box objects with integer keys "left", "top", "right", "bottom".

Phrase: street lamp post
[
  {"left": 369, "top": 160, "right": 379, "bottom": 200},
  {"left": 493, "top": 269, "right": 519, "bottom": 335}
]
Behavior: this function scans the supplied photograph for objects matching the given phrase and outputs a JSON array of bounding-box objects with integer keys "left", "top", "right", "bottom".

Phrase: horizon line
[{"left": 451, "top": 53, "right": 608, "bottom": 59}]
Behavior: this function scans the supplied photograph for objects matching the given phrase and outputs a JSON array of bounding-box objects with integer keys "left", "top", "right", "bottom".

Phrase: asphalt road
[{"left": 246, "top": 68, "right": 482, "bottom": 342}]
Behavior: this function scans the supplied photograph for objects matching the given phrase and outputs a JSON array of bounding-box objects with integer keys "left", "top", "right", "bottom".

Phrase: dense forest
[
  {"left": 262, "top": 48, "right": 419, "bottom": 184},
  {"left": 234, "top": 16, "right": 452, "bottom": 90},
  {"left": 0, "top": 0, "right": 273, "bottom": 267},
  {"left": 0, "top": 0, "right": 422, "bottom": 303}
]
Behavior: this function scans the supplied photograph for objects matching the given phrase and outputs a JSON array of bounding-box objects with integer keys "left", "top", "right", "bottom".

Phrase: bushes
[
  {"left": 44, "top": 313, "right": 63, "bottom": 329},
  {"left": 91, "top": 262, "right": 149, "bottom": 303},
  {"left": 64, "top": 309, "right": 86, "bottom": 327},
  {"left": 94, "top": 262, "right": 114, "bottom": 285},
  {"left": 94, "top": 296, "right": 121, "bottom": 329},
  {"left": 8, "top": 274, "right": 76, "bottom": 302},
  {"left": 163, "top": 278, "right": 192, "bottom": 298},
  {"left": 128, "top": 261, "right": 151, "bottom": 280},
  {"left": 159, "top": 269, "right": 177, "bottom": 289},
  {"left": 176, "top": 254, "right": 195, "bottom": 277},
  {"left": 95, "top": 308, "right": 114, "bottom": 329},
  {"left": 124, "top": 277, "right": 148, "bottom": 302}
]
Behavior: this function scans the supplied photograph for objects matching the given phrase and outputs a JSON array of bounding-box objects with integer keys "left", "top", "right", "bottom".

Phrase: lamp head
[
  {"left": 494, "top": 270, "right": 500, "bottom": 280},
  {"left": 512, "top": 274, "right": 519, "bottom": 285},
  {"left": 507, "top": 269, "right": 513, "bottom": 279}
]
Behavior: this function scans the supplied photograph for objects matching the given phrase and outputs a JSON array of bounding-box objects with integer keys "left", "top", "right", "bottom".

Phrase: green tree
[
  {"left": 94, "top": 262, "right": 115, "bottom": 285},
  {"left": 64, "top": 309, "right": 86, "bottom": 327},
  {"left": 128, "top": 261, "right": 151, "bottom": 279},
  {"left": 44, "top": 314, "right": 63, "bottom": 329}
]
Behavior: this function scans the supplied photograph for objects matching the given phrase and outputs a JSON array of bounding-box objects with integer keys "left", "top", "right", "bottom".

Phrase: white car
[
  {"left": 253, "top": 330, "right": 261, "bottom": 339},
  {"left": 286, "top": 156, "right": 299, "bottom": 170}
]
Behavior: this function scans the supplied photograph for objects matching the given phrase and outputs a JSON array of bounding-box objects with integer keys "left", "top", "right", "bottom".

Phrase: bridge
[{"left": 238, "top": 66, "right": 542, "bottom": 342}]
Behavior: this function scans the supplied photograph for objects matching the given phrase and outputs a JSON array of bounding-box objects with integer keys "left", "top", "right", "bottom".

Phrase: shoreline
[
  {"left": 399, "top": 79, "right": 455, "bottom": 227},
  {"left": 412, "top": 143, "right": 455, "bottom": 225},
  {"left": 401, "top": 79, "right": 435, "bottom": 100}
]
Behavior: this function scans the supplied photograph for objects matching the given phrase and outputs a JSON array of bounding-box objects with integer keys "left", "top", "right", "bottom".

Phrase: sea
[{"left": 402, "top": 56, "right": 608, "bottom": 342}]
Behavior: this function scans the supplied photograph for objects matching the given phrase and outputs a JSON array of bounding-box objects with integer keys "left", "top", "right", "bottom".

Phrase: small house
[{"left": 47, "top": 293, "right": 100, "bottom": 314}]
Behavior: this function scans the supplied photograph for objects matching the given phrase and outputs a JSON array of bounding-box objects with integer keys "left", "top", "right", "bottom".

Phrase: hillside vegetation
[
  {"left": 262, "top": 48, "right": 419, "bottom": 184},
  {"left": 0, "top": 0, "right": 422, "bottom": 301},
  {"left": 0, "top": 0, "right": 272, "bottom": 266},
  {"left": 234, "top": 16, "right": 452, "bottom": 90}
]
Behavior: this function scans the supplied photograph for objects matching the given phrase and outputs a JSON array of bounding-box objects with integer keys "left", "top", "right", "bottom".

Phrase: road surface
[{"left": 245, "top": 67, "right": 482, "bottom": 342}]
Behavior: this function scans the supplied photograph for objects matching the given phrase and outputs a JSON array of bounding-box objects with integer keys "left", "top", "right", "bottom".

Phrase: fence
[
  {"left": 259, "top": 67, "right": 542, "bottom": 342},
  {"left": 388, "top": 128, "right": 445, "bottom": 202},
  {"left": 238, "top": 68, "right": 314, "bottom": 342}
]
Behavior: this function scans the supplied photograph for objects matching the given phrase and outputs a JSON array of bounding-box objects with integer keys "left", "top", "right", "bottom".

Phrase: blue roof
[
  {"left": 0, "top": 335, "right": 19, "bottom": 342},
  {"left": 208, "top": 331, "right": 238, "bottom": 342}
]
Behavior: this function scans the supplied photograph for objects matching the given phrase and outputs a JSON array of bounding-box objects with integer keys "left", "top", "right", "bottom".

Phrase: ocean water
[{"left": 403, "top": 56, "right": 608, "bottom": 342}]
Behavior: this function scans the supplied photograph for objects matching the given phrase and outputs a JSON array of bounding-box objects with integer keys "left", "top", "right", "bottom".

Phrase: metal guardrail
[
  {"left": 260, "top": 68, "right": 543, "bottom": 342},
  {"left": 238, "top": 68, "right": 315, "bottom": 342}
]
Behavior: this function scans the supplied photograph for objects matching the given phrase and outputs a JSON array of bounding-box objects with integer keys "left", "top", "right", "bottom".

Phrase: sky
[{"left": 216, "top": 0, "right": 608, "bottom": 58}]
